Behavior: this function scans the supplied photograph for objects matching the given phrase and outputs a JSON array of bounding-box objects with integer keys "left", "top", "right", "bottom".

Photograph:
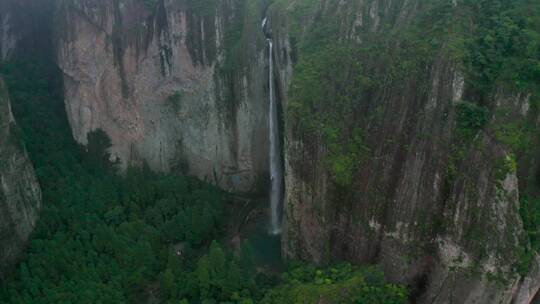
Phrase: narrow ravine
[{"left": 262, "top": 16, "right": 283, "bottom": 235}]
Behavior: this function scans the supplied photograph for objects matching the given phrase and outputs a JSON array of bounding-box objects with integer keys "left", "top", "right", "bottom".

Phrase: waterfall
[{"left": 263, "top": 18, "right": 283, "bottom": 235}]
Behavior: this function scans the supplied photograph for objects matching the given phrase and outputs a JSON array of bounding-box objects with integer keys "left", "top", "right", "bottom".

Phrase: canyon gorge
[{"left": 1, "top": 0, "right": 540, "bottom": 303}]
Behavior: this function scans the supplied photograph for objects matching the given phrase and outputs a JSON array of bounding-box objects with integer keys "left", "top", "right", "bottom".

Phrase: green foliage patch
[
  {"left": 143, "top": 0, "right": 158, "bottom": 11},
  {"left": 461, "top": 0, "right": 540, "bottom": 95},
  {"left": 455, "top": 101, "right": 489, "bottom": 140},
  {"left": 167, "top": 91, "right": 184, "bottom": 113},
  {"left": 261, "top": 263, "right": 408, "bottom": 304},
  {"left": 287, "top": 42, "right": 371, "bottom": 186}
]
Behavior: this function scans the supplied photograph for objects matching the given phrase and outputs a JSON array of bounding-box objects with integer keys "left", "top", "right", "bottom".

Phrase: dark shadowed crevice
[
  {"left": 532, "top": 288, "right": 540, "bottom": 304},
  {"left": 408, "top": 272, "right": 430, "bottom": 304},
  {"left": 156, "top": 0, "right": 172, "bottom": 76},
  {"left": 111, "top": 1, "right": 130, "bottom": 98}
]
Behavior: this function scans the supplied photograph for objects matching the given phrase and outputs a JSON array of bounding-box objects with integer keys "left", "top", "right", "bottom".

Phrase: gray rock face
[
  {"left": 55, "top": 0, "right": 270, "bottom": 192},
  {"left": 267, "top": 0, "right": 540, "bottom": 303},
  {"left": 0, "top": 1, "right": 19, "bottom": 60},
  {"left": 0, "top": 78, "right": 42, "bottom": 279},
  {"left": 0, "top": 0, "right": 54, "bottom": 62}
]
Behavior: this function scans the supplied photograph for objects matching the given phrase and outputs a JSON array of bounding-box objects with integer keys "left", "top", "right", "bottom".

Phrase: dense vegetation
[
  {"left": 0, "top": 58, "right": 407, "bottom": 302},
  {"left": 0, "top": 60, "right": 228, "bottom": 302},
  {"left": 261, "top": 263, "right": 407, "bottom": 304}
]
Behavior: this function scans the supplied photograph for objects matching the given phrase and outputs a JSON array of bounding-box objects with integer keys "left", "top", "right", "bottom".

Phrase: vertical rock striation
[
  {"left": 55, "top": 0, "right": 270, "bottom": 192},
  {"left": 0, "top": 0, "right": 20, "bottom": 60},
  {"left": 42, "top": 0, "right": 540, "bottom": 302},
  {"left": 267, "top": 0, "right": 540, "bottom": 303},
  {"left": 0, "top": 78, "right": 42, "bottom": 280}
]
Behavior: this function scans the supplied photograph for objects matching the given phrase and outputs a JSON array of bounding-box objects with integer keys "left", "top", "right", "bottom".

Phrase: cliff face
[
  {"left": 0, "top": 0, "right": 20, "bottom": 60},
  {"left": 0, "top": 78, "right": 42, "bottom": 279},
  {"left": 50, "top": 0, "right": 540, "bottom": 302},
  {"left": 55, "top": 0, "right": 270, "bottom": 192},
  {"left": 267, "top": 0, "right": 540, "bottom": 303},
  {"left": 0, "top": 0, "right": 54, "bottom": 62}
]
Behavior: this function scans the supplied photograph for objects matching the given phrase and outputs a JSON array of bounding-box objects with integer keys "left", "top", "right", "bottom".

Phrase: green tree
[
  {"left": 197, "top": 256, "right": 212, "bottom": 299},
  {"left": 161, "top": 268, "right": 175, "bottom": 298},
  {"left": 85, "top": 129, "right": 114, "bottom": 170}
]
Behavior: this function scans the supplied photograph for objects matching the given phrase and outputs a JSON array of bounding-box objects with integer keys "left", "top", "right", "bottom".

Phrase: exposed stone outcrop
[
  {"left": 0, "top": 0, "right": 20, "bottom": 60},
  {"left": 267, "top": 0, "right": 540, "bottom": 303},
  {"left": 513, "top": 255, "right": 540, "bottom": 304},
  {"left": 55, "top": 0, "right": 270, "bottom": 192},
  {"left": 0, "top": 78, "right": 42, "bottom": 279}
]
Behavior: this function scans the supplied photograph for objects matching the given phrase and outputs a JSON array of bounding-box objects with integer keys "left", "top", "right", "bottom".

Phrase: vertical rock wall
[
  {"left": 0, "top": 79, "right": 42, "bottom": 279},
  {"left": 0, "top": 0, "right": 55, "bottom": 62},
  {"left": 268, "top": 0, "right": 540, "bottom": 303},
  {"left": 55, "top": 0, "right": 270, "bottom": 192},
  {"left": 0, "top": 0, "right": 20, "bottom": 60}
]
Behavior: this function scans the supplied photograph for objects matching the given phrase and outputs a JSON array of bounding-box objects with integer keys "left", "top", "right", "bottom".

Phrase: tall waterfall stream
[{"left": 262, "top": 17, "right": 283, "bottom": 235}]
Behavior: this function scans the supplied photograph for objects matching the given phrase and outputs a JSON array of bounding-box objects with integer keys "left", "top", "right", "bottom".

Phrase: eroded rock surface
[
  {"left": 56, "top": 0, "right": 270, "bottom": 192},
  {"left": 0, "top": 78, "right": 41, "bottom": 279},
  {"left": 267, "top": 1, "right": 540, "bottom": 303}
]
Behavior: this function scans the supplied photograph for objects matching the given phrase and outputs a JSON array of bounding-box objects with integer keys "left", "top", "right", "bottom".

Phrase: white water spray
[{"left": 263, "top": 19, "right": 283, "bottom": 235}]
